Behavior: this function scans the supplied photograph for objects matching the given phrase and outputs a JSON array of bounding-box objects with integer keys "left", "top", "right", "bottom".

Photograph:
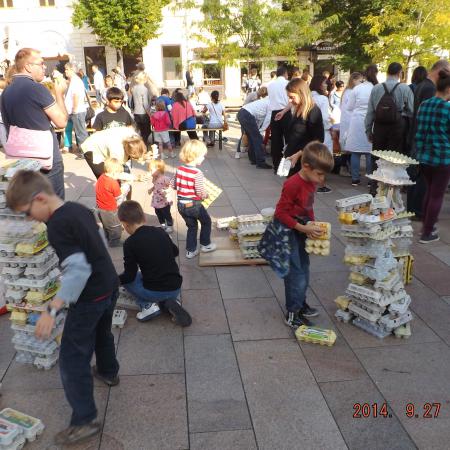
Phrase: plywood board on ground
[{"left": 199, "top": 236, "right": 267, "bottom": 267}]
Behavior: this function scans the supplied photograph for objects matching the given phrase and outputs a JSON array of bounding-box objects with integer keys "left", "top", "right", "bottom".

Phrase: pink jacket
[
  {"left": 171, "top": 101, "right": 196, "bottom": 129},
  {"left": 150, "top": 111, "right": 171, "bottom": 132}
]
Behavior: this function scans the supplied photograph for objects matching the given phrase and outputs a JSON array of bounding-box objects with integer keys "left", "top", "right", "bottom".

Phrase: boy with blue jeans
[
  {"left": 6, "top": 170, "right": 120, "bottom": 447},
  {"left": 118, "top": 200, "right": 192, "bottom": 326},
  {"left": 274, "top": 142, "right": 334, "bottom": 328}
]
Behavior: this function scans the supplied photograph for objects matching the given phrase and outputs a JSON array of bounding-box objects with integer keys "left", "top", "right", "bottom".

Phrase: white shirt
[
  {"left": 311, "top": 91, "right": 331, "bottom": 130},
  {"left": 243, "top": 97, "right": 271, "bottom": 132},
  {"left": 65, "top": 75, "right": 87, "bottom": 114},
  {"left": 93, "top": 71, "right": 104, "bottom": 91},
  {"left": 206, "top": 102, "right": 224, "bottom": 127},
  {"left": 267, "top": 76, "right": 288, "bottom": 111}
]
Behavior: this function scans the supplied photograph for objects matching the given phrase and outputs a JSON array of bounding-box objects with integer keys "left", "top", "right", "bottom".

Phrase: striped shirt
[
  {"left": 415, "top": 97, "right": 450, "bottom": 166},
  {"left": 173, "top": 165, "right": 207, "bottom": 202}
]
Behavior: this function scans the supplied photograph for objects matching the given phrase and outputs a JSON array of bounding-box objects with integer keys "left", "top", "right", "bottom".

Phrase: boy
[
  {"left": 93, "top": 86, "right": 134, "bottom": 131},
  {"left": 274, "top": 141, "right": 334, "bottom": 328},
  {"left": 118, "top": 200, "right": 191, "bottom": 326},
  {"left": 6, "top": 171, "right": 120, "bottom": 446}
]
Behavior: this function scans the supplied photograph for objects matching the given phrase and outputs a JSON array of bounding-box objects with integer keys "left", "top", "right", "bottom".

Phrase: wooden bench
[{"left": 164, "top": 127, "right": 224, "bottom": 150}]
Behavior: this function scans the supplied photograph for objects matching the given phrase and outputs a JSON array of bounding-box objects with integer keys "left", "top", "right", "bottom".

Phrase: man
[
  {"left": 186, "top": 66, "right": 195, "bottom": 96},
  {"left": 267, "top": 65, "right": 290, "bottom": 172},
  {"left": 407, "top": 59, "right": 450, "bottom": 218},
  {"left": 64, "top": 63, "right": 89, "bottom": 157},
  {"left": 0, "top": 48, "right": 67, "bottom": 198},
  {"left": 365, "top": 62, "right": 414, "bottom": 153},
  {"left": 92, "top": 65, "right": 104, "bottom": 104}
]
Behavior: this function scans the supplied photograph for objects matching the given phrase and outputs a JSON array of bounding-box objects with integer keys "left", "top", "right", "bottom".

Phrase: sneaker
[
  {"left": 256, "top": 162, "right": 273, "bottom": 169},
  {"left": 61, "top": 147, "right": 69, "bottom": 154},
  {"left": 317, "top": 186, "right": 332, "bottom": 194},
  {"left": 136, "top": 303, "right": 161, "bottom": 322},
  {"left": 299, "top": 303, "right": 319, "bottom": 318},
  {"left": 351, "top": 179, "right": 361, "bottom": 186},
  {"left": 419, "top": 233, "right": 440, "bottom": 244},
  {"left": 170, "top": 151, "right": 176, "bottom": 158},
  {"left": 54, "top": 421, "right": 101, "bottom": 446},
  {"left": 165, "top": 225, "right": 173, "bottom": 234},
  {"left": 92, "top": 365, "right": 120, "bottom": 387},
  {"left": 75, "top": 153, "right": 84, "bottom": 160},
  {"left": 164, "top": 298, "right": 192, "bottom": 327},
  {"left": 186, "top": 249, "right": 199, "bottom": 259},
  {"left": 235, "top": 152, "right": 241, "bottom": 159},
  {"left": 285, "top": 312, "right": 312, "bottom": 329},
  {"left": 200, "top": 243, "right": 217, "bottom": 253}
]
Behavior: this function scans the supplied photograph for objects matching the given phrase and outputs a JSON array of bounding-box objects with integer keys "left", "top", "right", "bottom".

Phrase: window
[
  {"left": 162, "top": 45, "right": 182, "bottom": 81},
  {"left": 0, "top": 0, "right": 14, "bottom": 8},
  {"left": 39, "top": 0, "right": 55, "bottom": 6}
]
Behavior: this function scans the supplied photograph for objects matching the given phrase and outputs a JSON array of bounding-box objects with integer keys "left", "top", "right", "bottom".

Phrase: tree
[
  {"left": 72, "top": 0, "right": 170, "bottom": 60},
  {"left": 363, "top": 0, "right": 450, "bottom": 77}
]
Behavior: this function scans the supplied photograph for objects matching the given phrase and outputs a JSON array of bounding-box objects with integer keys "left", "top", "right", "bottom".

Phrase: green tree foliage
[{"left": 72, "top": 0, "right": 170, "bottom": 53}]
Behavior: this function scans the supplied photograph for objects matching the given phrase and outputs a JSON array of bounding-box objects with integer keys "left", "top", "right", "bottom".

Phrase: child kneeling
[{"left": 118, "top": 200, "right": 191, "bottom": 326}]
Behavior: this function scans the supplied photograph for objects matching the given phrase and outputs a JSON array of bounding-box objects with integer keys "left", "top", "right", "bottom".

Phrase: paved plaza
[{"left": 1, "top": 123, "right": 450, "bottom": 450}]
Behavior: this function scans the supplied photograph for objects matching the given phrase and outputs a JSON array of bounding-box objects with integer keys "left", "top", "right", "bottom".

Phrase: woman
[
  {"left": 283, "top": 78, "right": 324, "bottom": 177},
  {"left": 202, "top": 90, "right": 225, "bottom": 147},
  {"left": 131, "top": 72, "right": 151, "bottom": 145},
  {"left": 171, "top": 91, "right": 198, "bottom": 140},
  {"left": 415, "top": 70, "right": 450, "bottom": 244},
  {"left": 409, "top": 66, "right": 427, "bottom": 93},
  {"left": 345, "top": 65, "right": 379, "bottom": 186}
]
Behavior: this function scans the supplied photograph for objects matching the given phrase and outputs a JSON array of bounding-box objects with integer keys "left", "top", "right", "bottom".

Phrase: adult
[
  {"left": 415, "top": 70, "right": 450, "bottom": 243},
  {"left": 171, "top": 91, "right": 198, "bottom": 140},
  {"left": 309, "top": 75, "right": 333, "bottom": 151},
  {"left": 345, "top": 65, "right": 378, "bottom": 186},
  {"left": 112, "top": 66, "right": 127, "bottom": 92},
  {"left": 0, "top": 48, "right": 67, "bottom": 198},
  {"left": 186, "top": 66, "right": 195, "bottom": 96},
  {"left": 282, "top": 78, "right": 324, "bottom": 176},
  {"left": 246, "top": 68, "right": 261, "bottom": 94},
  {"left": 92, "top": 65, "right": 104, "bottom": 104},
  {"left": 267, "top": 65, "right": 290, "bottom": 172},
  {"left": 64, "top": 63, "right": 89, "bottom": 156},
  {"left": 301, "top": 69, "right": 312, "bottom": 85},
  {"left": 131, "top": 72, "right": 151, "bottom": 145},
  {"left": 409, "top": 66, "right": 427, "bottom": 93},
  {"left": 78, "top": 68, "right": 89, "bottom": 91},
  {"left": 202, "top": 90, "right": 225, "bottom": 147},
  {"left": 365, "top": 62, "right": 413, "bottom": 154},
  {"left": 243, "top": 86, "right": 268, "bottom": 105},
  {"left": 407, "top": 59, "right": 450, "bottom": 218}
]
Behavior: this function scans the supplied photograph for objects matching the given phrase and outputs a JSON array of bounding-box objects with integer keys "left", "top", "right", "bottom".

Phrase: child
[
  {"left": 6, "top": 171, "right": 120, "bottom": 446},
  {"left": 96, "top": 157, "right": 129, "bottom": 247},
  {"left": 0, "top": 77, "right": 7, "bottom": 149},
  {"left": 148, "top": 159, "right": 174, "bottom": 233},
  {"left": 100, "top": 75, "right": 114, "bottom": 105},
  {"left": 117, "top": 200, "right": 191, "bottom": 326},
  {"left": 202, "top": 90, "right": 225, "bottom": 147},
  {"left": 93, "top": 87, "right": 134, "bottom": 131},
  {"left": 150, "top": 100, "right": 174, "bottom": 159},
  {"left": 173, "top": 140, "right": 216, "bottom": 259},
  {"left": 273, "top": 142, "right": 334, "bottom": 328}
]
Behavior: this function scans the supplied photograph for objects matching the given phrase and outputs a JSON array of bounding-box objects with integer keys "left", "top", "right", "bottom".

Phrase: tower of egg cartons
[
  {"left": 0, "top": 159, "right": 63, "bottom": 369},
  {"left": 334, "top": 151, "right": 418, "bottom": 339}
]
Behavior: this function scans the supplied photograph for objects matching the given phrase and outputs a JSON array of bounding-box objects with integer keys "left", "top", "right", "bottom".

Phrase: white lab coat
[
  {"left": 311, "top": 91, "right": 332, "bottom": 151},
  {"left": 345, "top": 81, "right": 374, "bottom": 153},
  {"left": 339, "top": 89, "right": 353, "bottom": 150}
]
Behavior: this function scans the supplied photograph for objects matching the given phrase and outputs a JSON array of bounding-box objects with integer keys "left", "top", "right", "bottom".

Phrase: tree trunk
[{"left": 116, "top": 48, "right": 124, "bottom": 73}]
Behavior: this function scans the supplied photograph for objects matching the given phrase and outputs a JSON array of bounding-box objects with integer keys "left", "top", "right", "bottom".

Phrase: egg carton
[
  {"left": 24, "top": 285, "right": 59, "bottom": 304},
  {"left": 15, "top": 238, "right": 48, "bottom": 256},
  {"left": 373, "top": 271, "right": 403, "bottom": 292},
  {"left": 348, "top": 285, "right": 409, "bottom": 307},
  {"left": 7, "top": 300, "right": 51, "bottom": 313},
  {"left": 379, "top": 311, "right": 413, "bottom": 331},
  {"left": 366, "top": 173, "right": 415, "bottom": 186},
  {"left": 240, "top": 248, "right": 262, "bottom": 259},
  {"left": 334, "top": 295, "right": 351, "bottom": 310},
  {"left": 15, "top": 351, "right": 35, "bottom": 365},
  {"left": 348, "top": 271, "right": 370, "bottom": 286},
  {"left": 372, "top": 150, "right": 419, "bottom": 165},
  {"left": 344, "top": 241, "right": 392, "bottom": 258},
  {"left": 3, "top": 159, "right": 42, "bottom": 179},
  {"left": 295, "top": 325, "right": 337, "bottom": 346},
  {"left": 238, "top": 239, "right": 260, "bottom": 248},
  {"left": 348, "top": 299, "right": 385, "bottom": 323},
  {"left": 0, "top": 408, "right": 44, "bottom": 442},
  {"left": 0, "top": 418, "right": 22, "bottom": 448},
  {"left": 237, "top": 223, "right": 266, "bottom": 235},
  {"left": 0, "top": 241, "right": 17, "bottom": 256},
  {"left": 341, "top": 226, "right": 399, "bottom": 240},
  {"left": 356, "top": 209, "right": 396, "bottom": 225},
  {"left": 388, "top": 295, "right": 411, "bottom": 315},
  {"left": 216, "top": 216, "right": 237, "bottom": 230},
  {"left": 34, "top": 352, "right": 59, "bottom": 370},
  {"left": 0, "top": 220, "right": 35, "bottom": 239},
  {"left": 393, "top": 323, "right": 411, "bottom": 339},
  {"left": 5, "top": 268, "right": 60, "bottom": 289},
  {"left": 308, "top": 222, "right": 331, "bottom": 240},
  {"left": 352, "top": 317, "right": 391, "bottom": 339},
  {"left": 23, "top": 254, "right": 59, "bottom": 278},
  {"left": 9, "top": 311, "right": 28, "bottom": 326},
  {"left": 237, "top": 214, "right": 264, "bottom": 224},
  {"left": 305, "top": 245, "right": 330, "bottom": 256},
  {"left": 13, "top": 338, "right": 59, "bottom": 356},
  {"left": 0, "top": 246, "right": 55, "bottom": 266},
  {"left": 336, "top": 194, "right": 373, "bottom": 211},
  {"left": 1, "top": 265, "right": 25, "bottom": 277},
  {"left": 5, "top": 288, "right": 26, "bottom": 303},
  {"left": 11, "top": 313, "right": 65, "bottom": 334},
  {"left": 112, "top": 309, "right": 127, "bottom": 328},
  {"left": 335, "top": 309, "right": 354, "bottom": 323}
]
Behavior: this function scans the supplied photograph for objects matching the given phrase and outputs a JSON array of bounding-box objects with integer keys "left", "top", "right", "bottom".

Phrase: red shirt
[
  {"left": 96, "top": 174, "right": 121, "bottom": 211},
  {"left": 274, "top": 173, "right": 316, "bottom": 229}
]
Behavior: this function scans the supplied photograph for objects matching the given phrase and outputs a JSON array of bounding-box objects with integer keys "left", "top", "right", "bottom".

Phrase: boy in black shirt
[
  {"left": 118, "top": 200, "right": 191, "bottom": 326},
  {"left": 93, "top": 87, "right": 134, "bottom": 130},
  {"left": 6, "top": 171, "right": 120, "bottom": 447}
]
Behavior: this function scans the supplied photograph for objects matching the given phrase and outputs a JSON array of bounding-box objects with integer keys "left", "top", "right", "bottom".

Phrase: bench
[{"left": 164, "top": 127, "right": 224, "bottom": 150}]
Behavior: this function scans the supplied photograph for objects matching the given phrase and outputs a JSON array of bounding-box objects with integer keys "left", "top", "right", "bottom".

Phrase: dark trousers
[
  {"left": 237, "top": 109, "right": 266, "bottom": 165},
  {"left": 407, "top": 165, "right": 426, "bottom": 217},
  {"left": 134, "top": 114, "right": 151, "bottom": 144},
  {"left": 270, "top": 109, "right": 291, "bottom": 171},
  {"left": 177, "top": 201, "right": 211, "bottom": 252},
  {"left": 421, "top": 164, "right": 450, "bottom": 236},
  {"left": 59, "top": 292, "right": 119, "bottom": 426},
  {"left": 372, "top": 118, "right": 406, "bottom": 151},
  {"left": 155, "top": 205, "right": 173, "bottom": 226},
  {"left": 98, "top": 209, "right": 122, "bottom": 244},
  {"left": 45, "top": 158, "right": 65, "bottom": 200},
  {"left": 84, "top": 151, "right": 104, "bottom": 179}
]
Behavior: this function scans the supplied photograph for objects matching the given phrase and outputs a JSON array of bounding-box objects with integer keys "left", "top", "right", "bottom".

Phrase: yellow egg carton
[
  {"left": 295, "top": 326, "right": 337, "bottom": 346},
  {"left": 334, "top": 295, "right": 351, "bottom": 311},
  {"left": 9, "top": 310, "right": 28, "bottom": 326},
  {"left": 309, "top": 221, "right": 331, "bottom": 240},
  {"left": 305, "top": 239, "right": 330, "bottom": 255},
  {"left": 344, "top": 255, "right": 369, "bottom": 265},
  {"left": 349, "top": 271, "right": 370, "bottom": 286}
]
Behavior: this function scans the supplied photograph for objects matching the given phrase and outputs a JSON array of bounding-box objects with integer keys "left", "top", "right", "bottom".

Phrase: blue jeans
[
  {"left": 70, "top": 112, "right": 89, "bottom": 145},
  {"left": 283, "top": 232, "right": 310, "bottom": 313},
  {"left": 59, "top": 291, "right": 119, "bottom": 426},
  {"left": 350, "top": 152, "right": 373, "bottom": 181},
  {"left": 177, "top": 201, "right": 212, "bottom": 252},
  {"left": 123, "top": 272, "right": 181, "bottom": 308},
  {"left": 64, "top": 118, "right": 74, "bottom": 148},
  {"left": 45, "top": 158, "right": 65, "bottom": 200},
  {"left": 237, "top": 109, "right": 266, "bottom": 165}
]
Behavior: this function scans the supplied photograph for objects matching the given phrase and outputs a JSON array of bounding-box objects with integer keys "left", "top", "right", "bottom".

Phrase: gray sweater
[{"left": 131, "top": 84, "right": 150, "bottom": 115}]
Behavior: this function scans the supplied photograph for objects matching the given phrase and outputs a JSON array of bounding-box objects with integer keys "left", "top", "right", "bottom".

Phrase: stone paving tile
[
  {"left": 216, "top": 266, "right": 273, "bottom": 299},
  {"left": 179, "top": 255, "right": 219, "bottom": 290},
  {"left": 185, "top": 334, "right": 251, "bottom": 433},
  {"left": 190, "top": 430, "right": 257, "bottom": 450},
  {"left": 355, "top": 342, "right": 450, "bottom": 449},
  {"left": 235, "top": 339, "right": 347, "bottom": 450},
  {"left": 182, "top": 289, "right": 229, "bottom": 336},
  {"left": 319, "top": 378, "right": 416, "bottom": 450},
  {"left": 224, "top": 297, "right": 292, "bottom": 341},
  {"left": 101, "top": 374, "right": 188, "bottom": 450},
  {"left": 427, "top": 247, "right": 450, "bottom": 267},
  {"left": 0, "top": 315, "right": 14, "bottom": 380}
]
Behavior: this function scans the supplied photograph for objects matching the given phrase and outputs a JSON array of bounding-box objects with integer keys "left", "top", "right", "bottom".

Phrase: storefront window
[
  {"left": 0, "top": 0, "right": 14, "bottom": 8},
  {"left": 162, "top": 45, "right": 182, "bottom": 81},
  {"left": 84, "top": 46, "right": 106, "bottom": 80},
  {"left": 39, "top": 0, "right": 55, "bottom": 5}
]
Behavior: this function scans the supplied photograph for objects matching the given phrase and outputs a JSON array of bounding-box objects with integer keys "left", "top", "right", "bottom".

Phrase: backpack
[{"left": 375, "top": 83, "right": 402, "bottom": 124}]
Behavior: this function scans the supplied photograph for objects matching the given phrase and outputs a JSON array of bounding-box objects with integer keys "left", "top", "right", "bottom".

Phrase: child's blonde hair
[
  {"left": 155, "top": 100, "right": 166, "bottom": 111},
  {"left": 301, "top": 141, "right": 334, "bottom": 173},
  {"left": 123, "top": 136, "right": 147, "bottom": 160},
  {"left": 148, "top": 159, "right": 166, "bottom": 175},
  {"left": 104, "top": 157, "right": 123, "bottom": 175},
  {"left": 179, "top": 140, "right": 207, "bottom": 164}
]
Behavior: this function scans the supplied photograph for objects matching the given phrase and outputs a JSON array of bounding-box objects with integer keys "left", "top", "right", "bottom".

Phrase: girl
[
  {"left": 173, "top": 140, "right": 216, "bottom": 259},
  {"left": 148, "top": 159, "right": 174, "bottom": 233},
  {"left": 202, "top": 90, "right": 225, "bottom": 147},
  {"left": 345, "top": 64, "right": 379, "bottom": 186},
  {"left": 150, "top": 100, "right": 174, "bottom": 159}
]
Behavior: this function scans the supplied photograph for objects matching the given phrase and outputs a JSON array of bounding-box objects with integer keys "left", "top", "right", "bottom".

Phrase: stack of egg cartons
[
  {"left": 0, "top": 160, "right": 64, "bottom": 369},
  {"left": 305, "top": 222, "right": 331, "bottom": 256},
  {"left": 335, "top": 192, "right": 413, "bottom": 339},
  {"left": 237, "top": 214, "right": 267, "bottom": 259},
  {"left": 0, "top": 408, "right": 44, "bottom": 449}
]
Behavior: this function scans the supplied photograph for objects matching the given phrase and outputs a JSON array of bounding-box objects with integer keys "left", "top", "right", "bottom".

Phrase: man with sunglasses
[{"left": 0, "top": 48, "right": 68, "bottom": 199}]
